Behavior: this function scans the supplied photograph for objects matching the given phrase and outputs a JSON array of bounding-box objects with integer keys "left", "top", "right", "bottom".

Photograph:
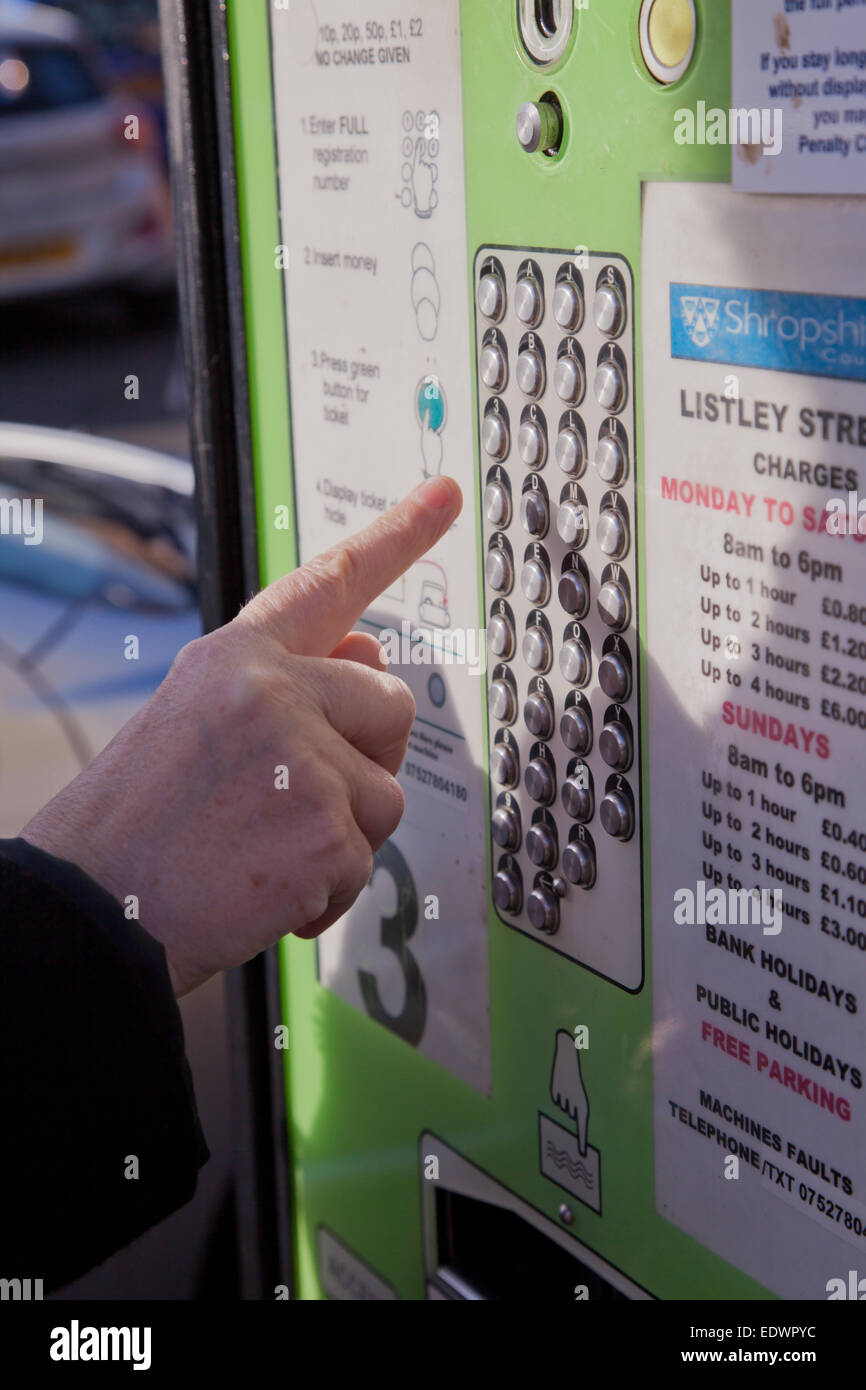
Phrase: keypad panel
[{"left": 476, "top": 246, "right": 643, "bottom": 990}]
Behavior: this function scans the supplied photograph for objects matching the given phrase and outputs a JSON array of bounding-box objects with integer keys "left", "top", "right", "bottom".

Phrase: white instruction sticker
[
  {"left": 732, "top": 0, "right": 866, "bottom": 195},
  {"left": 269, "top": 0, "right": 490, "bottom": 1093}
]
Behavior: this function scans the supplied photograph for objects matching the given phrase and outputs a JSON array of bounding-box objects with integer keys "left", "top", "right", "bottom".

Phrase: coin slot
[
  {"left": 517, "top": 0, "right": 575, "bottom": 67},
  {"left": 535, "top": 0, "right": 558, "bottom": 37}
]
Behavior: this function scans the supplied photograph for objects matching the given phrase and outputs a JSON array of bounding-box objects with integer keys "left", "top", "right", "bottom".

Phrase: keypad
[{"left": 476, "top": 247, "right": 642, "bottom": 990}]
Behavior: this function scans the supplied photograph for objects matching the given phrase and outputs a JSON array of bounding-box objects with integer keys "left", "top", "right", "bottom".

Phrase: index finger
[{"left": 238, "top": 476, "right": 462, "bottom": 656}]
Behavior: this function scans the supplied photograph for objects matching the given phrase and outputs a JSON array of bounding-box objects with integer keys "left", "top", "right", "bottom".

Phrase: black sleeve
[{"left": 0, "top": 837, "right": 209, "bottom": 1292}]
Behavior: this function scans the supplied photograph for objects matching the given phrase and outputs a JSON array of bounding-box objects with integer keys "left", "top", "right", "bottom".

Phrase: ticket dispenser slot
[{"left": 421, "top": 1135, "right": 651, "bottom": 1301}]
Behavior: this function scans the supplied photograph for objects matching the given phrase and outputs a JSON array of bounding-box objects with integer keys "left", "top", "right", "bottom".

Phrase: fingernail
[{"left": 412, "top": 476, "right": 460, "bottom": 510}]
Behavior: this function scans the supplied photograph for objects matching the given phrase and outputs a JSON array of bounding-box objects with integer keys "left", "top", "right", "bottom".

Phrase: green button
[{"left": 417, "top": 375, "right": 446, "bottom": 433}]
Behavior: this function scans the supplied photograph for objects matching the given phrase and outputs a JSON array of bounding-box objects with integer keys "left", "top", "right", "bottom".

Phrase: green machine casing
[{"left": 169, "top": 0, "right": 866, "bottom": 1299}]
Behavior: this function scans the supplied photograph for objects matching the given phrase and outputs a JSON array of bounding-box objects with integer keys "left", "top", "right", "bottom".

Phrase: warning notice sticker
[{"left": 732, "top": 0, "right": 866, "bottom": 195}]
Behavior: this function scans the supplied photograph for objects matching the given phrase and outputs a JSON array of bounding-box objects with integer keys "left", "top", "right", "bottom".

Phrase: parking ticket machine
[{"left": 166, "top": 0, "right": 866, "bottom": 1299}]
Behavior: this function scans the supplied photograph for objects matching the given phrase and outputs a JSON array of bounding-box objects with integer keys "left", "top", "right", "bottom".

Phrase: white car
[{"left": 0, "top": 0, "right": 174, "bottom": 302}]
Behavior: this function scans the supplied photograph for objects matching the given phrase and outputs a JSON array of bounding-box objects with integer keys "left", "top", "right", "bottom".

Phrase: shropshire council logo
[
  {"left": 670, "top": 282, "right": 866, "bottom": 384},
  {"left": 679, "top": 295, "right": 720, "bottom": 348}
]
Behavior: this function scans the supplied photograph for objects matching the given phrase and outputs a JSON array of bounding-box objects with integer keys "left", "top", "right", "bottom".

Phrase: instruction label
[
  {"left": 270, "top": 0, "right": 490, "bottom": 1092},
  {"left": 644, "top": 182, "right": 866, "bottom": 1299}
]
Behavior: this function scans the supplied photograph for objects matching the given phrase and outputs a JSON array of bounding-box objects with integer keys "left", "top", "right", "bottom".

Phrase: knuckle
[
  {"left": 342, "top": 838, "right": 374, "bottom": 900},
  {"left": 219, "top": 658, "right": 277, "bottom": 723},
  {"left": 170, "top": 633, "right": 208, "bottom": 676},
  {"left": 294, "top": 881, "right": 331, "bottom": 928},
  {"left": 318, "top": 811, "right": 354, "bottom": 865},
  {"left": 307, "top": 542, "right": 363, "bottom": 608},
  {"left": 379, "top": 775, "right": 406, "bottom": 833},
  {"left": 303, "top": 787, "right": 355, "bottom": 865},
  {"left": 170, "top": 626, "right": 259, "bottom": 698},
  {"left": 312, "top": 807, "right": 373, "bottom": 904}
]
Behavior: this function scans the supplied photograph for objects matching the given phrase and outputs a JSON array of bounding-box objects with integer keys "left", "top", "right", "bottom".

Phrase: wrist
[{"left": 22, "top": 809, "right": 192, "bottom": 997}]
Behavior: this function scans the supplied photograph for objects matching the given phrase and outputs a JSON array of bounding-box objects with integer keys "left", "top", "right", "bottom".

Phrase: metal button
[
  {"left": 478, "top": 271, "right": 505, "bottom": 322},
  {"left": 562, "top": 774, "right": 594, "bottom": 823},
  {"left": 514, "top": 276, "right": 543, "bottom": 327},
  {"left": 488, "top": 678, "right": 516, "bottom": 723},
  {"left": 519, "top": 490, "right": 549, "bottom": 537},
  {"left": 518, "top": 419, "right": 546, "bottom": 468},
  {"left": 594, "top": 360, "right": 627, "bottom": 413},
  {"left": 593, "top": 282, "right": 625, "bottom": 336},
  {"left": 554, "top": 355, "right": 583, "bottom": 405},
  {"left": 597, "top": 508, "right": 629, "bottom": 559},
  {"left": 600, "top": 789, "right": 634, "bottom": 840},
  {"left": 524, "top": 691, "right": 554, "bottom": 740},
  {"left": 555, "top": 426, "right": 585, "bottom": 477},
  {"left": 559, "top": 638, "right": 590, "bottom": 687},
  {"left": 522, "top": 625, "right": 552, "bottom": 672},
  {"left": 491, "top": 806, "right": 520, "bottom": 851},
  {"left": 600, "top": 721, "right": 632, "bottom": 771},
  {"left": 597, "top": 580, "right": 630, "bottom": 631},
  {"left": 488, "top": 614, "right": 515, "bottom": 660},
  {"left": 490, "top": 743, "right": 518, "bottom": 788},
  {"left": 516, "top": 100, "right": 562, "bottom": 156},
  {"left": 521, "top": 558, "right": 550, "bottom": 606},
  {"left": 526, "top": 823, "right": 557, "bottom": 869},
  {"left": 516, "top": 348, "right": 544, "bottom": 398},
  {"left": 556, "top": 498, "right": 588, "bottom": 547},
  {"left": 482, "top": 411, "right": 510, "bottom": 460},
  {"left": 483, "top": 480, "right": 511, "bottom": 527},
  {"left": 516, "top": 102, "right": 543, "bottom": 153},
  {"left": 485, "top": 548, "right": 513, "bottom": 593},
  {"left": 595, "top": 434, "right": 627, "bottom": 485},
  {"left": 480, "top": 342, "right": 508, "bottom": 392},
  {"left": 492, "top": 868, "right": 521, "bottom": 915},
  {"left": 553, "top": 280, "right": 583, "bottom": 332},
  {"left": 525, "top": 758, "right": 555, "bottom": 805},
  {"left": 562, "top": 840, "right": 596, "bottom": 889},
  {"left": 527, "top": 886, "right": 559, "bottom": 935},
  {"left": 598, "top": 651, "right": 631, "bottom": 701},
  {"left": 560, "top": 705, "right": 592, "bottom": 755},
  {"left": 558, "top": 570, "right": 589, "bottom": 619}
]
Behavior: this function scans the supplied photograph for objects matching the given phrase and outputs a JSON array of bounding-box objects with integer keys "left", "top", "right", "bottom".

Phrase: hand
[
  {"left": 551, "top": 1029, "right": 590, "bottom": 1156},
  {"left": 21, "top": 477, "right": 463, "bottom": 996}
]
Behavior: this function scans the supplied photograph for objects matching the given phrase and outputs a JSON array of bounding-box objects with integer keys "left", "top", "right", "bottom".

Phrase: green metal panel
[{"left": 225, "top": 0, "right": 773, "bottom": 1299}]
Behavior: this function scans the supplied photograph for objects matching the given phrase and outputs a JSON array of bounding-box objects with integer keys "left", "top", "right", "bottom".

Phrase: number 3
[{"left": 358, "top": 840, "right": 426, "bottom": 1045}]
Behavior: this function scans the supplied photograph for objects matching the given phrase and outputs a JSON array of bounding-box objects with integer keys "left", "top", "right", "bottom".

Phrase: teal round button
[{"left": 416, "top": 375, "right": 447, "bottom": 433}]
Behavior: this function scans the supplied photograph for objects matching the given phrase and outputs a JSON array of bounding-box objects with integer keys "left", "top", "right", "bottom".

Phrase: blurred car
[
  {"left": 0, "top": 0, "right": 174, "bottom": 304},
  {"left": 37, "top": 1, "right": 167, "bottom": 126},
  {"left": 0, "top": 422, "right": 200, "bottom": 836}
]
